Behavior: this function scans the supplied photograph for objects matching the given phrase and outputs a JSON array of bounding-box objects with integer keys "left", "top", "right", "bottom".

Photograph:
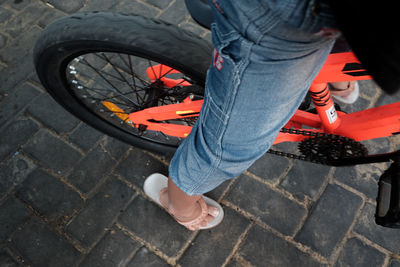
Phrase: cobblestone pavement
[{"left": 1, "top": 0, "right": 400, "bottom": 266}]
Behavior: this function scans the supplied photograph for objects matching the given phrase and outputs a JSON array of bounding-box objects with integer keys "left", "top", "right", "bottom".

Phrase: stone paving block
[
  {"left": 114, "top": 148, "right": 168, "bottom": 188},
  {"left": 225, "top": 174, "right": 306, "bottom": 236},
  {"left": 67, "top": 145, "right": 116, "bottom": 194},
  {"left": 37, "top": 5, "right": 65, "bottom": 28},
  {"left": 0, "top": 25, "right": 38, "bottom": 65},
  {"left": 118, "top": 195, "right": 192, "bottom": 257},
  {"left": 0, "top": 26, "right": 41, "bottom": 91},
  {"left": 248, "top": 153, "right": 290, "bottom": 183},
  {"left": 4, "top": 4, "right": 46, "bottom": 37},
  {"left": 361, "top": 137, "right": 391, "bottom": 154},
  {"left": 238, "top": 225, "right": 323, "bottom": 267},
  {"left": 334, "top": 165, "right": 381, "bottom": 200},
  {"left": 66, "top": 177, "right": 135, "bottom": 248},
  {"left": 375, "top": 89, "right": 400, "bottom": 106},
  {"left": 27, "top": 71, "right": 41, "bottom": 87},
  {"left": 295, "top": 184, "right": 363, "bottom": 258},
  {"left": 0, "top": 65, "right": 36, "bottom": 97},
  {"left": 354, "top": 203, "right": 400, "bottom": 254},
  {"left": 334, "top": 237, "right": 385, "bottom": 267},
  {"left": 338, "top": 96, "right": 371, "bottom": 113},
  {"left": 100, "top": 136, "right": 129, "bottom": 161},
  {"left": 279, "top": 161, "right": 331, "bottom": 201},
  {"left": 27, "top": 93, "right": 80, "bottom": 134},
  {"left": 68, "top": 123, "right": 103, "bottom": 152},
  {"left": 0, "top": 32, "right": 6, "bottom": 49},
  {"left": 158, "top": 0, "right": 187, "bottom": 24},
  {"left": 113, "top": 1, "right": 159, "bottom": 18},
  {"left": 0, "top": 117, "right": 39, "bottom": 162},
  {"left": 144, "top": 0, "right": 172, "bottom": 9},
  {"left": 271, "top": 140, "right": 300, "bottom": 154},
  {"left": 3, "top": 0, "right": 32, "bottom": 10},
  {"left": 22, "top": 129, "right": 82, "bottom": 175},
  {"left": 179, "top": 206, "right": 250, "bottom": 266},
  {"left": 16, "top": 168, "right": 83, "bottom": 222},
  {"left": 80, "top": 0, "right": 118, "bottom": 11},
  {"left": 0, "top": 249, "right": 18, "bottom": 267},
  {"left": 0, "top": 155, "right": 35, "bottom": 198},
  {"left": 0, "top": 196, "right": 30, "bottom": 241},
  {"left": 0, "top": 6, "right": 13, "bottom": 24},
  {"left": 205, "top": 179, "right": 232, "bottom": 201},
  {"left": 225, "top": 258, "right": 244, "bottom": 267},
  {"left": 80, "top": 226, "right": 141, "bottom": 267},
  {"left": 43, "top": 0, "right": 85, "bottom": 13},
  {"left": 127, "top": 247, "right": 168, "bottom": 267},
  {"left": 390, "top": 259, "right": 400, "bottom": 267},
  {"left": 10, "top": 216, "right": 81, "bottom": 266},
  {"left": 0, "top": 83, "right": 41, "bottom": 128},
  {"left": 358, "top": 80, "right": 380, "bottom": 99}
]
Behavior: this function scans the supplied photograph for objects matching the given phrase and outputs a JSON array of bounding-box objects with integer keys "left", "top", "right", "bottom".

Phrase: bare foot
[{"left": 159, "top": 188, "right": 219, "bottom": 230}]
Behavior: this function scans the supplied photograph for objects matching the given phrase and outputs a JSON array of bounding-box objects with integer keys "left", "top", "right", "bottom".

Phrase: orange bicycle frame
[{"left": 128, "top": 52, "right": 400, "bottom": 143}]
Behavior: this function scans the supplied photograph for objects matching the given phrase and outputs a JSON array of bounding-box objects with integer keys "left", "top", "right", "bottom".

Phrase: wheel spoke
[
  {"left": 69, "top": 51, "right": 203, "bottom": 147},
  {"left": 103, "top": 53, "right": 148, "bottom": 104},
  {"left": 80, "top": 57, "right": 140, "bottom": 107},
  {"left": 98, "top": 52, "right": 138, "bottom": 93},
  {"left": 123, "top": 54, "right": 149, "bottom": 87},
  {"left": 79, "top": 54, "right": 148, "bottom": 106}
]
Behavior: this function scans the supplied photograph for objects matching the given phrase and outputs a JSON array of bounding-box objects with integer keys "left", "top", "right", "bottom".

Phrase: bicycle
[{"left": 33, "top": 9, "right": 400, "bottom": 228}]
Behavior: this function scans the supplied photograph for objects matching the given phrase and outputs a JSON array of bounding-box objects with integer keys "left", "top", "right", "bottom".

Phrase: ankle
[
  {"left": 169, "top": 202, "right": 201, "bottom": 221},
  {"left": 159, "top": 188, "right": 201, "bottom": 221}
]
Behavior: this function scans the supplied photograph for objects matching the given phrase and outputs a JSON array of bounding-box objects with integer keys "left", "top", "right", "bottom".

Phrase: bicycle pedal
[{"left": 375, "top": 162, "right": 400, "bottom": 228}]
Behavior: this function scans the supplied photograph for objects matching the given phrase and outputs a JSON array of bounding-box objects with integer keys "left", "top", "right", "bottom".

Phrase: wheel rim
[{"left": 65, "top": 51, "right": 203, "bottom": 146}]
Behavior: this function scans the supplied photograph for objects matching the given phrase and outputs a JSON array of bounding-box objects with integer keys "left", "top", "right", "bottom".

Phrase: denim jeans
[{"left": 169, "top": 0, "right": 339, "bottom": 195}]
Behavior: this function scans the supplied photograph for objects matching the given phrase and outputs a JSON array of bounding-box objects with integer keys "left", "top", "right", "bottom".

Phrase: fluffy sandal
[
  {"left": 143, "top": 173, "right": 224, "bottom": 231},
  {"left": 330, "top": 81, "right": 359, "bottom": 104}
]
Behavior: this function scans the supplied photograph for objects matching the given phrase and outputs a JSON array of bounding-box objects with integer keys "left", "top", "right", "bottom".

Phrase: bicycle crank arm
[
  {"left": 329, "top": 150, "right": 400, "bottom": 166},
  {"left": 375, "top": 159, "right": 400, "bottom": 228}
]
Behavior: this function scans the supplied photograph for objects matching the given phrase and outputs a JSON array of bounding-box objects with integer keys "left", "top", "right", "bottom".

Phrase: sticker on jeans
[
  {"left": 213, "top": 48, "right": 224, "bottom": 71},
  {"left": 326, "top": 105, "right": 338, "bottom": 124}
]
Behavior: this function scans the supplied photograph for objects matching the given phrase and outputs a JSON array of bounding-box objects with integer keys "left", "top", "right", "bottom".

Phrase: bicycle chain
[{"left": 267, "top": 128, "right": 368, "bottom": 165}]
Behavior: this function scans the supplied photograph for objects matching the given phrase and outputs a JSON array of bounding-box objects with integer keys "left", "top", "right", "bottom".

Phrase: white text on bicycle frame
[{"left": 326, "top": 105, "right": 338, "bottom": 124}]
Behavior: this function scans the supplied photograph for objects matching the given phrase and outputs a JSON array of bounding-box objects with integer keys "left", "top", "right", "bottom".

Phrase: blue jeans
[{"left": 169, "top": 0, "right": 338, "bottom": 195}]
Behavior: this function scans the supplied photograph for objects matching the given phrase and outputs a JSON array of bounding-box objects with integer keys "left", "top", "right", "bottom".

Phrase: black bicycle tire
[{"left": 34, "top": 12, "right": 212, "bottom": 155}]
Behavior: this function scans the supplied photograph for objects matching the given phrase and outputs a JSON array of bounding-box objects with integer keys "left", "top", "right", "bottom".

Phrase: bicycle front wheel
[{"left": 34, "top": 12, "right": 212, "bottom": 155}]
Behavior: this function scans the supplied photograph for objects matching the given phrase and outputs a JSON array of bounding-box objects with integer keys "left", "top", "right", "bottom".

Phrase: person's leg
[
  {"left": 152, "top": 0, "right": 339, "bottom": 230},
  {"left": 158, "top": 177, "right": 217, "bottom": 227},
  {"left": 330, "top": 81, "right": 359, "bottom": 104},
  {"left": 329, "top": 36, "right": 359, "bottom": 103},
  {"left": 331, "top": 81, "right": 355, "bottom": 94}
]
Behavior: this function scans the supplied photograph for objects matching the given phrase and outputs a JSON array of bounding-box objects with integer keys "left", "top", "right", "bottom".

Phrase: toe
[
  {"left": 200, "top": 215, "right": 214, "bottom": 227},
  {"left": 208, "top": 205, "right": 220, "bottom": 217}
]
